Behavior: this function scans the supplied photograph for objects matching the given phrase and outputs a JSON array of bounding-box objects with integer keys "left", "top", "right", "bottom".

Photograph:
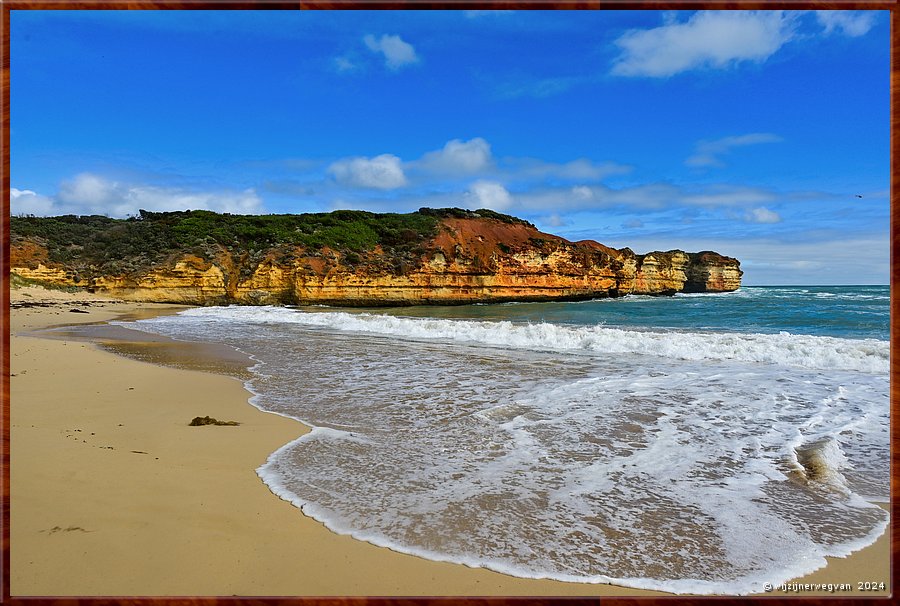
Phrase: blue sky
[{"left": 10, "top": 9, "right": 889, "bottom": 285}]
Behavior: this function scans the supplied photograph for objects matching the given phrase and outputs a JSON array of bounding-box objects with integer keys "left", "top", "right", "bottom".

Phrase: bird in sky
[{"left": 855, "top": 194, "right": 864, "bottom": 198}]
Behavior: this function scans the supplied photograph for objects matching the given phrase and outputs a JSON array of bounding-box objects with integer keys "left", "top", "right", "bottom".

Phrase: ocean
[{"left": 115, "top": 285, "right": 890, "bottom": 595}]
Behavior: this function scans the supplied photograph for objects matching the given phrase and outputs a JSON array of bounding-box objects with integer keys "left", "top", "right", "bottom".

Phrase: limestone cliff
[{"left": 10, "top": 209, "right": 742, "bottom": 305}]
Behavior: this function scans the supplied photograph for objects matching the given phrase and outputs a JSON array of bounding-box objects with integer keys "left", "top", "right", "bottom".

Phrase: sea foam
[
  {"left": 120, "top": 299, "right": 889, "bottom": 595},
  {"left": 158, "top": 306, "right": 889, "bottom": 374}
]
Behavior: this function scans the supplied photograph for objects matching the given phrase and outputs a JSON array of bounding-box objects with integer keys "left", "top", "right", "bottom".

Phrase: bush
[
  {"left": 10, "top": 207, "right": 540, "bottom": 277},
  {"left": 416, "top": 207, "right": 533, "bottom": 227},
  {"left": 10, "top": 209, "right": 446, "bottom": 274}
]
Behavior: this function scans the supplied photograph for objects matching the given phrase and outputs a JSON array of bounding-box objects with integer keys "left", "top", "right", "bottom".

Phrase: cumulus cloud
[
  {"left": 121, "top": 185, "right": 263, "bottom": 216},
  {"left": 413, "top": 138, "right": 628, "bottom": 183},
  {"left": 322, "top": 137, "right": 629, "bottom": 196},
  {"left": 816, "top": 11, "right": 878, "bottom": 37},
  {"left": 744, "top": 207, "right": 782, "bottom": 223},
  {"left": 465, "top": 180, "right": 513, "bottom": 210},
  {"left": 611, "top": 11, "right": 797, "bottom": 77},
  {"left": 363, "top": 34, "right": 419, "bottom": 70},
  {"left": 686, "top": 133, "right": 783, "bottom": 167},
  {"left": 12, "top": 173, "right": 264, "bottom": 218},
  {"left": 418, "top": 138, "right": 493, "bottom": 174},
  {"left": 11, "top": 188, "right": 55, "bottom": 216},
  {"left": 328, "top": 154, "right": 407, "bottom": 189},
  {"left": 58, "top": 172, "right": 121, "bottom": 206}
]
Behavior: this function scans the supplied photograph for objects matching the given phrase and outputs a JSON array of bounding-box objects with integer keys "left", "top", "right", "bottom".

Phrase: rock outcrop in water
[{"left": 10, "top": 208, "right": 742, "bottom": 305}]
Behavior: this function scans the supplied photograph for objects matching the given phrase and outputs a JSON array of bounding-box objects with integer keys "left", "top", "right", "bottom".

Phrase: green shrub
[
  {"left": 10, "top": 209, "right": 448, "bottom": 274},
  {"left": 10, "top": 207, "right": 541, "bottom": 278}
]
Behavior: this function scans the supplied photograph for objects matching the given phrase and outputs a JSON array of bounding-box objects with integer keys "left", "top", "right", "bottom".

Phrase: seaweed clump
[{"left": 188, "top": 416, "right": 240, "bottom": 426}]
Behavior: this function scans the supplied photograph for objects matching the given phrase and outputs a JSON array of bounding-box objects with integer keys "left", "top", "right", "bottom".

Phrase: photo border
[{"left": 1, "top": 2, "right": 895, "bottom": 604}]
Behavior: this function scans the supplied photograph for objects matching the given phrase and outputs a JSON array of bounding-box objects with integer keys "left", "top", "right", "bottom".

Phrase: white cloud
[
  {"left": 515, "top": 183, "right": 669, "bottom": 212},
  {"left": 465, "top": 180, "right": 513, "bottom": 210},
  {"left": 572, "top": 185, "right": 594, "bottom": 200},
  {"left": 513, "top": 158, "right": 631, "bottom": 181},
  {"left": 540, "top": 213, "right": 567, "bottom": 227},
  {"left": 13, "top": 173, "right": 264, "bottom": 218},
  {"left": 328, "top": 154, "right": 407, "bottom": 189},
  {"left": 816, "top": 11, "right": 878, "bottom": 37},
  {"left": 682, "top": 188, "right": 777, "bottom": 207},
  {"left": 334, "top": 56, "right": 358, "bottom": 73},
  {"left": 593, "top": 183, "right": 676, "bottom": 210},
  {"left": 557, "top": 160, "right": 623, "bottom": 180},
  {"left": 508, "top": 181, "right": 785, "bottom": 214},
  {"left": 418, "top": 138, "right": 493, "bottom": 174},
  {"left": 413, "top": 138, "right": 628, "bottom": 183},
  {"left": 612, "top": 235, "right": 888, "bottom": 286},
  {"left": 11, "top": 188, "right": 55, "bottom": 216},
  {"left": 686, "top": 133, "right": 783, "bottom": 167},
  {"left": 59, "top": 173, "right": 120, "bottom": 206},
  {"left": 120, "top": 186, "right": 263, "bottom": 216},
  {"left": 363, "top": 34, "right": 419, "bottom": 70},
  {"left": 317, "top": 137, "right": 631, "bottom": 199},
  {"left": 622, "top": 219, "right": 645, "bottom": 229},
  {"left": 745, "top": 207, "right": 782, "bottom": 223},
  {"left": 611, "top": 11, "right": 797, "bottom": 77}
]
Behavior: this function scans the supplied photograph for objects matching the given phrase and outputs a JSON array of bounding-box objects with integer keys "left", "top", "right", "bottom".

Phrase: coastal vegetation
[
  {"left": 10, "top": 207, "right": 742, "bottom": 304},
  {"left": 10, "top": 207, "right": 527, "bottom": 275},
  {"left": 9, "top": 271, "right": 82, "bottom": 292}
]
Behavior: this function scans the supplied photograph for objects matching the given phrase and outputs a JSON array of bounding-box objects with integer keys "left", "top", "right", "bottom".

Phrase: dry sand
[{"left": 7, "top": 286, "right": 891, "bottom": 597}]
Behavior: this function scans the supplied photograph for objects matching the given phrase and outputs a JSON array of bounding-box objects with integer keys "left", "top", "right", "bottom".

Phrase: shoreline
[{"left": 9, "top": 287, "right": 890, "bottom": 597}]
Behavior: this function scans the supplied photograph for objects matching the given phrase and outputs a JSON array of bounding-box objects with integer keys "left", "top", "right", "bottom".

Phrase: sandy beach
[{"left": 8, "top": 286, "right": 891, "bottom": 597}]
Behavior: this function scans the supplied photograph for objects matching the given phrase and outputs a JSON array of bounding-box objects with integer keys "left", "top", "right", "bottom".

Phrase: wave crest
[{"left": 162, "top": 306, "right": 889, "bottom": 374}]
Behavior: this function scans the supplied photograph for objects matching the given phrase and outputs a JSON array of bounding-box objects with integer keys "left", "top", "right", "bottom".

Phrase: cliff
[{"left": 10, "top": 208, "right": 742, "bottom": 305}]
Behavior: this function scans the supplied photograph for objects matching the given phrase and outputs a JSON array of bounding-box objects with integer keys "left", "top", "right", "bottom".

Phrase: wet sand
[{"left": 8, "top": 286, "right": 891, "bottom": 596}]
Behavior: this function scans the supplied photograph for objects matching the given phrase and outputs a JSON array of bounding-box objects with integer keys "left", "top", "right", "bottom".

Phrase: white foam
[
  {"left": 256, "top": 448, "right": 886, "bottom": 596},
  {"left": 674, "top": 291, "right": 742, "bottom": 298},
  {"left": 121, "top": 302, "right": 889, "bottom": 596},
  {"left": 153, "top": 306, "right": 889, "bottom": 374},
  {"left": 791, "top": 437, "right": 852, "bottom": 493},
  {"left": 298, "top": 425, "right": 374, "bottom": 445},
  {"left": 249, "top": 351, "right": 889, "bottom": 595}
]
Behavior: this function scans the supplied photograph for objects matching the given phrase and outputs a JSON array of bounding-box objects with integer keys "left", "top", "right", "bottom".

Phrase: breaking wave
[
  {"left": 117, "top": 290, "right": 889, "bottom": 596},
  {"left": 162, "top": 306, "right": 888, "bottom": 374}
]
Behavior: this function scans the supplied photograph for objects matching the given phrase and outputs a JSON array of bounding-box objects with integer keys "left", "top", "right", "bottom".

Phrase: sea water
[{"left": 116, "top": 286, "right": 890, "bottom": 595}]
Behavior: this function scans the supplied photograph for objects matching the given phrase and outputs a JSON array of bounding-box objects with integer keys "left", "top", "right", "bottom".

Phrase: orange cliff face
[
  {"left": 622, "top": 249, "right": 743, "bottom": 296},
  {"left": 10, "top": 216, "right": 742, "bottom": 305}
]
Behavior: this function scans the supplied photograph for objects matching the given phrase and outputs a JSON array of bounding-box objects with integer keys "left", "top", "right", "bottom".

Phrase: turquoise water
[
  {"left": 364, "top": 286, "right": 889, "bottom": 341},
  {"left": 119, "top": 285, "right": 890, "bottom": 595}
]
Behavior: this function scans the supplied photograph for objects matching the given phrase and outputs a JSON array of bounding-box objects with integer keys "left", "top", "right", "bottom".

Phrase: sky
[{"left": 10, "top": 9, "right": 889, "bottom": 285}]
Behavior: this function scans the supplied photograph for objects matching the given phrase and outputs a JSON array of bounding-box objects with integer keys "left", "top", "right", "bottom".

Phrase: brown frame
[{"left": 0, "top": 2, "right": 895, "bottom": 604}]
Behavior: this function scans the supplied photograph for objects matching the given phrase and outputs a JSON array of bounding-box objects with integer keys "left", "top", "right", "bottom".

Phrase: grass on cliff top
[
  {"left": 9, "top": 272, "right": 83, "bottom": 292},
  {"left": 10, "top": 207, "right": 528, "bottom": 275}
]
